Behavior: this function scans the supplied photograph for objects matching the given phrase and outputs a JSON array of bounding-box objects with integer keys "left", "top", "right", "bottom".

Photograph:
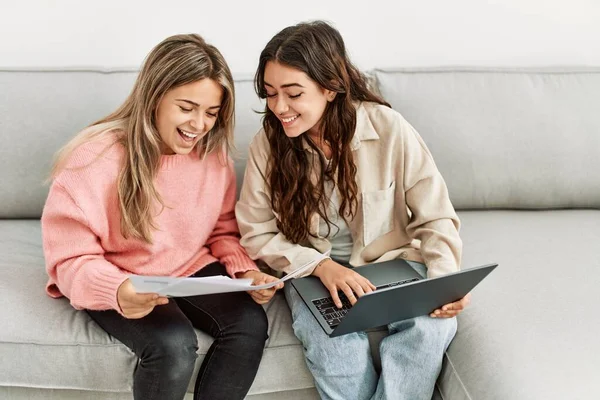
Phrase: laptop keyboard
[{"left": 311, "top": 277, "right": 420, "bottom": 328}]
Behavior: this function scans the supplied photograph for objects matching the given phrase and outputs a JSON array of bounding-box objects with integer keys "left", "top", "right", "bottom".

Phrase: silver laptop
[{"left": 290, "top": 259, "right": 497, "bottom": 337}]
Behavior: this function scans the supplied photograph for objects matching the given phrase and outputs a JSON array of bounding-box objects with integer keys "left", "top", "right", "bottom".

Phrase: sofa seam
[
  {"left": 0, "top": 67, "right": 256, "bottom": 81},
  {"left": 0, "top": 67, "right": 140, "bottom": 73},
  {"left": 6, "top": 66, "right": 600, "bottom": 76},
  {"left": 435, "top": 382, "right": 445, "bottom": 400},
  {"left": 0, "top": 341, "right": 126, "bottom": 348},
  {"left": 1, "top": 344, "right": 316, "bottom": 395},
  {"left": 0, "top": 340, "right": 303, "bottom": 350},
  {"left": 0, "top": 383, "right": 319, "bottom": 396},
  {"left": 248, "top": 386, "right": 318, "bottom": 396},
  {"left": 443, "top": 352, "right": 472, "bottom": 400},
  {"left": 373, "top": 66, "right": 600, "bottom": 74},
  {"left": 0, "top": 384, "right": 126, "bottom": 393}
]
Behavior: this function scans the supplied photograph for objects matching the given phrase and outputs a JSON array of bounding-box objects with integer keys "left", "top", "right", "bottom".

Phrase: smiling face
[
  {"left": 155, "top": 78, "right": 223, "bottom": 155},
  {"left": 264, "top": 61, "right": 335, "bottom": 140}
]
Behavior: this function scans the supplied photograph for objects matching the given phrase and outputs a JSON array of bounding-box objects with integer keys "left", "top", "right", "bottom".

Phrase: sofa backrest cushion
[
  {"left": 3, "top": 67, "right": 599, "bottom": 218},
  {"left": 0, "top": 69, "right": 263, "bottom": 218},
  {"left": 373, "top": 68, "right": 600, "bottom": 210}
]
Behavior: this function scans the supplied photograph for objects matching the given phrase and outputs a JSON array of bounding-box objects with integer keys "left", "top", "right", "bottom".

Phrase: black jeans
[{"left": 87, "top": 262, "right": 268, "bottom": 400}]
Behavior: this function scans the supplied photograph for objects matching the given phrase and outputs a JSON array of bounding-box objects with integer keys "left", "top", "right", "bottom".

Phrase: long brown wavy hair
[
  {"left": 255, "top": 21, "right": 389, "bottom": 243},
  {"left": 51, "top": 34, "right": 235, "bottom": 243}
]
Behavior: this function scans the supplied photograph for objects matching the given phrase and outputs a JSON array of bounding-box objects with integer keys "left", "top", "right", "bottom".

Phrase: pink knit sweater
[{"left": 41, "top": 135, "right": 257, "bottom": 313}]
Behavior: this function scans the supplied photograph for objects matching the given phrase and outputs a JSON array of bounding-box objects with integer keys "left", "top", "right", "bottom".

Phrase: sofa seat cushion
[
  {"left": 0, "top": 220, "right": 315, "bottom": 396},
  {"left": 442, "top": 210, "right": 600, "bottom": 400},
  {"left": 4, "top": 210, "right": 597, "bottom": 399}
]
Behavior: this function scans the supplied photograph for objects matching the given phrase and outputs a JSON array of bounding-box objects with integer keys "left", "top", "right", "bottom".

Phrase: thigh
[
  {"left": 86, "top": 300, "right": 197, "bottom": 356},
  {"left": 284, "top": 283, "right": 370, "bottom": 353},
  {"left": 387, "top": 314, "right": 457, "bottom": 348},
  {"left": 284, "top": 283, "right": 327, "bottom": 340},
  {"left": 175, "top": 263, "right": 268, "bottom": 337},
  {"left": 284, "top": 284, "right": 377, "bottom": 400}
]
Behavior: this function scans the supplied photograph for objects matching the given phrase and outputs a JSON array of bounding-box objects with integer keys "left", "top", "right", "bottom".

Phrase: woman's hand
[
  {"left": 430, "top": 293, "right": 471, "bottom": 318},
  {"left": 312, "top": 259, "right": 376, "bottom": 308},
  {"left": 237, "top": 270, "right": 284, "bottom": 305},
  {"left": 117, "top": 278, "right": 170, "bottom": 319}
]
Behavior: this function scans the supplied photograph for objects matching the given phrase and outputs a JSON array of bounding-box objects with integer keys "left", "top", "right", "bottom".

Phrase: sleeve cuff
[
  {"left": 81, "top": 266, "right": 130, "bottom": 315},
  {"left": 281, "top": 250, "right": 330, "bottom": 278},
  {"left": 426, "top": 262, "right": 459, "bottom": 279},
  {"left": 220, "top": 248, "right": 259, "bottom": 277}
]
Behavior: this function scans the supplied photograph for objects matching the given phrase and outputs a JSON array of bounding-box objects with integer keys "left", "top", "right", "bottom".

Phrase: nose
[
  {"left": 273, "top": 95, "right": 289, "bottom": 115},
  {"left": 190, "top": 113, "right": 205, "bottom": 133}
]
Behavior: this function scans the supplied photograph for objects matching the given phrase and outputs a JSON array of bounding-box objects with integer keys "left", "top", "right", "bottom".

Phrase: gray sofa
[{"left": 1, "top": 67, "right": 598, "bottom": 400}]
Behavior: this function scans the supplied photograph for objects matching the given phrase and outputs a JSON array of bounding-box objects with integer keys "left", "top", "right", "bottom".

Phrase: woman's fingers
[
  {"left": 250, "top": 272, "right": 284, "bottom": 291},
  {"left": 248, "top": 286, "right": 278, "bottom": 304},
  {"left": 256, "top": 288, "right": 274, "bottom": 299},
  {"left": 327, "top": 274, "right": 377, "bottom": 307},
  {"left": 431, "top": 309, "right": 460, "bottom": 318},
  {"left": 359, "top": 277, "right": 376, "bottom": 294},
  {"left": 324, "top": 280, "right": 345, "bottom": 308},
  {"left": 337, "top": 282, "right": 356, "bottom": 306},
  {"left": 346, "top": 281, "right": 365, "bottom": 305},
  {"left": 122, "top": 303, "right": 156, "bottom": 319},
  {"left": 260, "top": 274, "right": 284, "bottom": 290},
  {"left": 318, "top": 265, "right": 378, "bottom": 308},
  {"left": 430, "top": 294, "right": 471, "bottom": 318},
  {"left": 365, "top": 278, "right": 377, "bottom": 292},
  {"left": 127, "top": 308, "right": 155, "bottom": 319},
  {"left": 246, "top": 270, "right": 284, "bottom": 304}
]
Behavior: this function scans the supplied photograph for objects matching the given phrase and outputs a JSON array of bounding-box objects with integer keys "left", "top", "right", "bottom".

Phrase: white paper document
[{"left": 129, "top": 257, "right": 325, "bottom": 297}]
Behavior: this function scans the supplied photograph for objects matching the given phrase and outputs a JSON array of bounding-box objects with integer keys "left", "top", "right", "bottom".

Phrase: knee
[
  {"left": 301, "top": 330, "right": 372, "bottom": 376},
  {"left": 294, "top": 316, "right": 365, "bottom": 357},
  {"left": 287, "top": 291, "right": 327, "bottom": 344},
  {"left": 391, "top": 315, "right": 457, "bottom": 346},
  {"left": 290, "top": 312, "right": 332, "bottom": 351},
  {"left": 226, "top": 302, "right": 269, "bottom": 346},
  {"left": 423, "top": 316, "right": 457, "bottom": 344},
  {"left": 142, "top": 323, "right": 198, "bottom": 378}
]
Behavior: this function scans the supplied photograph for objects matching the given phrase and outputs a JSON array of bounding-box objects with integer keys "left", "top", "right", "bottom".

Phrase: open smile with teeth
[
  {"left": 281, "top": 115, "right": 299, "bottom": 123},
  {"left": 178, "top": 128, "right": 199, "bottom": 139}
]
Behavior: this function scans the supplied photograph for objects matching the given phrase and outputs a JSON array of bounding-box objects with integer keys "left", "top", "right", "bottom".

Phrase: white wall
[{"left": 1, "top": 0, "right": 599, "bottom": 74}]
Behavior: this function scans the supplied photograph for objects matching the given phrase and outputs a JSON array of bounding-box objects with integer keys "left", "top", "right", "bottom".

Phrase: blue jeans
[
  {"left": 284, "top": 262, "right": 457, "bottom": 400},
  {"left": 87, "top": 262, "right": 268, "bottom": 400}
]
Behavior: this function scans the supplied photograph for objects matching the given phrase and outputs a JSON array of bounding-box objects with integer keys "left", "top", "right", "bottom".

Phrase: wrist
[
  {"left": 235, "top": 269, "right": 258, "bottom": 279},
  {"left": 311, "top": 257, "right": 332, "bottom": 277}
]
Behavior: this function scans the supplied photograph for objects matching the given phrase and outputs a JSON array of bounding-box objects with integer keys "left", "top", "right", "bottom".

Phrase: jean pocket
[{"left": 361, "top": 181, "right": 396, "bottom": 246}]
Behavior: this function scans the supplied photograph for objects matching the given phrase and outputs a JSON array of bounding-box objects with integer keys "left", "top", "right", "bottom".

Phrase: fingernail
[
  {"left": 430, "top": 314, "right": 436, "bottom": 318},
  {"left": 435, "top": 310, "right": 440, "bottom": 315},
  {"left": 442, "top": 307, "right": 448, "bottom": 311}
]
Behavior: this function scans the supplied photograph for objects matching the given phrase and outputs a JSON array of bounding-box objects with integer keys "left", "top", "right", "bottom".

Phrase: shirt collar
[
  {"left": 350, "top": 102, "right": 379, "bottom": 150},
  {"left": 302, "top": 102, "right": 380, "bottom": 152}
]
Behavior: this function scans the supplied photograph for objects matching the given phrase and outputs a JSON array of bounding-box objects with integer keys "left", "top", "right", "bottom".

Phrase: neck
[{"left": 306, "top": 127, "right": 332, "bottom": 159}]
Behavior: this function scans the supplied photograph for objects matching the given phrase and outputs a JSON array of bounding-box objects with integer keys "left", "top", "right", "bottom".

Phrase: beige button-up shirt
[{"left": 235, "top": 102, "right": 462, "bottom": 278}]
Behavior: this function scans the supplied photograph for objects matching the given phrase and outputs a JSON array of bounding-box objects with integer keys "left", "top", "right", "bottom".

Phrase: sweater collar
[{"left": 159, "top": 152, "right": 194, "bottom": 170}]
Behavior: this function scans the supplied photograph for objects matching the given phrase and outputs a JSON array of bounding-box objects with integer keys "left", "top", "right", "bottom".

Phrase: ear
[{"left": 325, "top": 89, "right": 337, "bottom": 102}]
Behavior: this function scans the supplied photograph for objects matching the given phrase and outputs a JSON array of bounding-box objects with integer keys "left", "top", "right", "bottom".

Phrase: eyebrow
[
  {"left": 264, "top": 82, "right": 305, "bottom": 89},
  {"left": 175, "top": 99, "right": 221, "bottom": 109}
]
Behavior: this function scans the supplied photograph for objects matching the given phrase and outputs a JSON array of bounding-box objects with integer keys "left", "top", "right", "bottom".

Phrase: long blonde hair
[{"left": 51, "top": 34, "right": 236, "bottom": 243}]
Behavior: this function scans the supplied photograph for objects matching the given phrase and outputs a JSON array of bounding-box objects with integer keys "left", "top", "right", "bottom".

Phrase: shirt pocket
[{"left": 361, "top": 181, "right": 396, "bottom": 246}]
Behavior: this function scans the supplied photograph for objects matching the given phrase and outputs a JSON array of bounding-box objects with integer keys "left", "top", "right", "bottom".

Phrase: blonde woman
[{"left": 41, "top": 34, "right": 282, "bottom": 400}]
